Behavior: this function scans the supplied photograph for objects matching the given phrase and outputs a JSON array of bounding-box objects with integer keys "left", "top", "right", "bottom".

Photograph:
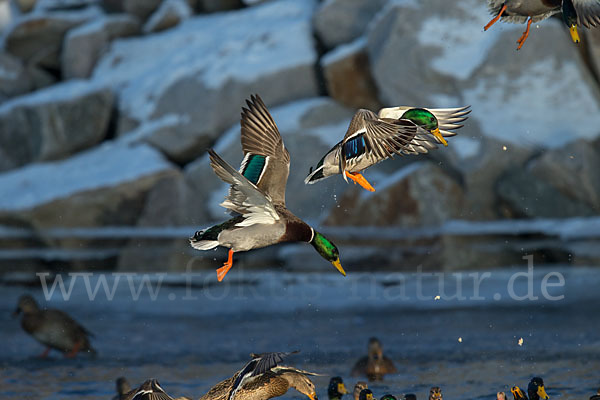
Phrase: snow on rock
[
  {"left": 325, "top": 161, "right": 465, "bottom": 227},
  {"left": 0, "top": 141, "right": 178, "bottom": 231},
  {"left": 123, "top": 0, "right": 161, "bottom": 21},
  {"left": 2, "top": 6, "right": 102, "bottom": 69},
  {"left": 321, "top": 36, "right": 381, "bottom": 110},
  {"left": 313, "top": 0, "right": 388, "bottom": 49},
  {"left": 62, "top": 13, "right": 140, "bottom": 79},
  {"left": 183, "top": 96, "right": 354, "bottom": 224},
  {"left": 0, "top": 80, "right": 113, "bottom": 171},
  {"left": 368, "top": 0, "right": 600, "bottom": 148},
  {"left": 93, "top": 0, "right": 319, "bottom": 163},
  {"left": 143, "top": 0, "right": 191, "bottom": 34}
]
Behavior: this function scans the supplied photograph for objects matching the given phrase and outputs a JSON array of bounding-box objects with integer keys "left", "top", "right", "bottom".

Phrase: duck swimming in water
[
  {"left": 328, "top": 377, "right": 348, "bottom": 400},
  {"left": 351, "top": 337, "right": 397, "bottom": 381}
]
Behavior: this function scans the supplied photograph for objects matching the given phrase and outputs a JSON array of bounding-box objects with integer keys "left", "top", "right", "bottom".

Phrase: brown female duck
[
  {"left": 351, "top": 338, "right": 397, "bottom": 381},
  {"left": 13, "top": 294, "right": 95, "bottom": 358},
  {"left": 199, "top": 352, "right": 319, "bottom": 400}
]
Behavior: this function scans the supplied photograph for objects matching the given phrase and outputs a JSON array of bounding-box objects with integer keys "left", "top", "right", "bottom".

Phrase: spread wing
[
  {"left": 228, "top": 352, "right": 298, "bottom": 400},
  {"left": 573, "top": 0, "right": 600, "bottom": 27},
  {"left": 209, "top": 149, "right": 279, "bottom": 227},
  {"left": 239, "top": 94, "right": 290, "bottom": 205},
  {"left": 125, "top": 380, "right": 174, "bottom": 400},
  {"left": 377, "top": 105, "right": 471, "bottom": 154}
]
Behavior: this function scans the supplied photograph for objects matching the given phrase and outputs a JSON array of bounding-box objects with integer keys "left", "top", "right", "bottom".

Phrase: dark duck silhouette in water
[
  {"left": 190, "top": 95, "right": 345, "bottom": 282},
  {"left": 484, "top": 0, "right": 600, "bottom": 49},
  {"left": 13, "top": 294, "right": 95, "bottom": 358},
  {"left": 328, "top": 377, "right": 348, "bottom": 400},
  {"left": 351, "top": 337, "right": 397, "bottom": 381}
]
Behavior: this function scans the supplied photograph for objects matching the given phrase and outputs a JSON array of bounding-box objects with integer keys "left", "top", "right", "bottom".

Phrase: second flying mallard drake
[
  {"left": 484, "top": 0, "right": 600, "bottom": 50},
  {"left": 304, "top": 105, "right": 470, "bottom": 192},
  {"left": 190, "top": 95, "right": 345, "bottom": 281}
]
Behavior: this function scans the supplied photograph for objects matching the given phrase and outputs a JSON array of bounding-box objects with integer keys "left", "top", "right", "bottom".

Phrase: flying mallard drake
[
  {"left": 328, "top": 377, "right": 348, "bottom": 400},
  {"left": 304, "top": 106, "right": 470, "bottom": 192},
  {"left": 13, "top": 294, "right": 96, "bottom": 358},
  {"left": 121, "top": 379, "right": 191, "bottom": 400},
  {"left": 484, "top": 0, "right": 600, "bottom": 50},
  {"left": 351, "top": 337, "right": 397, "bottom": 381},
  {"left": 199, "top": 351, "right": 319, "bottom": 400},
  {"left": 190, "top": 95, "right": 345, "bottom": 281}
]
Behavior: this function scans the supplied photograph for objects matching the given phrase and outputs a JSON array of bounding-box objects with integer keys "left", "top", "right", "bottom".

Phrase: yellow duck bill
[
  {"left": 431, "top": 128, "right": 448, "bottom": 146},
  {"left": 569, "top": 25, "right": 580, "bottom": 43},
  {"left": 332, "top": 258, "right": 346, "bottom": 276}
]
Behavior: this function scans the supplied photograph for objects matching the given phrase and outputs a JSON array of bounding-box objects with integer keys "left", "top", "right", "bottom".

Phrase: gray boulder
[
  {"left": 197, "top": 0, "right": 242, "bottom": 13},
  {"left": 0, "top": 80, "right": 113, "bottom": 171},
  {"left": 33, "top": 0, "right": 99, "bottom": 12},
  {"left": 321, "top": 37, "right": 381, "bottom": 111},
  {"left": 11, "top": 0, "right": 37, "bottom": 13},
  {"left": 0, "top": 52, "right": 31, "bottom": 100},
  {"left": 324, "top": 161, "right": 465, "bottom": 227},
  {"left": 143, "top": 0, "right": 191, "bottom": 34},
  {"left": 0, "top": 142, "right": 178, "bottom": 268},
  {"left": 529, "top": 139, "right": 600, "bottom": 212},
  {"left": 94, "top": 0, "right": 319, "bottom": 164},
  {"left": 62, "top": 14, "right": 140, "bottom": 79},
  {"left": 2, "top": 7, "right": 101, "bottom": 69},
  {"left": 123, "top": 0, "right": 162, "bottom": 21},
  {"left": 313, "top": 0, "right": 387, "bottom": 49}
]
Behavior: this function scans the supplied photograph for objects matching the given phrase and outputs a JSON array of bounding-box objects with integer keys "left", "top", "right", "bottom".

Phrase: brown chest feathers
[{"left": 276, "top": 207, "right": 313, "bottom": 243}]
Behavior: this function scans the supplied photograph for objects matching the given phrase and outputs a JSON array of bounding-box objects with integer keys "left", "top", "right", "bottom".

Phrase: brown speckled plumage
[{"left": 14, "top": 294, "right": 95, "bottom": 356}]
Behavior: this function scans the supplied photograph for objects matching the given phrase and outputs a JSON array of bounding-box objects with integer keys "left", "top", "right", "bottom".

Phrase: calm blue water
[{"left": 1, "top": 267, "right": 599, "bottom": 400}]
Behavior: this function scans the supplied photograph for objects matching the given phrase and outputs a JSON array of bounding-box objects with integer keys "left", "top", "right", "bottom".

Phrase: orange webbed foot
[
  {"left": 516, "top": 18, "right": 532, "bottom": 50},
  {"left": 216, "top": 249, "right": 234, "bottom": 282},
  {"left": 344, "top": 171, "right": 375, "bottom": 192},
  {"left": 484, "top": 3, "right": 507, "bottom": 31}
]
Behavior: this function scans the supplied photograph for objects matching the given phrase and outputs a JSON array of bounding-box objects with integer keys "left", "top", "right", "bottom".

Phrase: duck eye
[{"left": 430, "top": 117, "right": 435, "bottom": 122}]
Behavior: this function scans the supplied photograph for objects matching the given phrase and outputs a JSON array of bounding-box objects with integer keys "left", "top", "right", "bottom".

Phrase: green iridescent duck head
[
  {"left": 400, "top": 108, "right": 447, "bottom": 146},
  {"left": 328, "top": 377, "right": 348, "bottom": 400},
  {"left": 562, "top": 0, "right": 580, "bottom": 43},
  {"left": 380, "top": 395, "right": 397, "bottom": 400},
  {"left": 311, "top": 231, "right": 345, "bottom": 276}
]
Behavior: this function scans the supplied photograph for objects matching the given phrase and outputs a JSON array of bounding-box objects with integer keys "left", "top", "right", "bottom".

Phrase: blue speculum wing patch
[
  {"left": 242, "top": 154, "right": 266, "bottom": 184},
  {"left": 344, "top": 135, "right": 366, "bottom": 159}
]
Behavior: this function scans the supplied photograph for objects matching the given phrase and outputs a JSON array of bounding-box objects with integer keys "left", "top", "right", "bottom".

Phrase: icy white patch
[
  {"left": 322, "top": 36, "right": 367, "bottom": 66},
  {"left": 93, "top": 0, "right": 317, "bottom": 124},
  {"left": 0, "top": 80, "right": 105, "bottom": 112},
  {"left": 417, "top": 0, "right": 506, "bottom": 80},
  {"left": 119, "top": 114, "right": 190, "bottom": 144},
  {"left": 305, "top": 121, "right": 351, "bottom": 147},
  {"left": 464, "top": 59, "right": 600, "bottom": 147},
  {"left": 0, "top": 0, "right": 11, "bottom": 32},
  {"left": 0, "top": 142, "right": 173, "bottom": 211},
  {"left": 451, "top": 136, "right": 480, "bottom": 160}
]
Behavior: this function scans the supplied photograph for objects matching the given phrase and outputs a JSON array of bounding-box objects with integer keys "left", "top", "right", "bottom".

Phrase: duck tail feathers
[
  {"left": 304, "top": 165, "right": 327, "bottom": 185},
  {"left": 189, "top": 228, "right": 220, "bottom": 250}
]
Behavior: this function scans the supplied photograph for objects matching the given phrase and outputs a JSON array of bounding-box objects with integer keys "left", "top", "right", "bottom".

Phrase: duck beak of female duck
[
  {"left": 538, "top": 385, "right": 549, "bottom": 399},
  {"left": 308, "top": 392, "right": 318, "bottom": 400},
  {"left": 332, "top": 258, "right": 346, "bottom": 276},
  {"left": 569, "top": 25, "right": 580, "bottom": 43},
  {"left": 431, "top": 128, "right": 448, "bottom": 146}
]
